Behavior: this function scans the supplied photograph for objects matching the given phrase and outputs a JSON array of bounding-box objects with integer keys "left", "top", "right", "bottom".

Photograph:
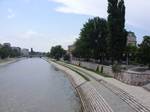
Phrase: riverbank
[
  {"left": 45, "top": 58, "right": 150, "bottom": 112},
  {"left": 0, "top": 58, "right": 24, "bottom": 66},
  {"left": 46, "top": 59, "right": 114, "bottom": 112}
]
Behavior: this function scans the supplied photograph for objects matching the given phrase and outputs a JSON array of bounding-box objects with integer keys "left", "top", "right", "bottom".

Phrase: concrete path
[
  {"left": 65, "top": 62, "right": 150, "bottom": 110},
  {"left": 57, "top": 61, "right": 150, "bottom": 112},
  {"left": 49, "top": 60, "right": 114, "bottom": 112}
]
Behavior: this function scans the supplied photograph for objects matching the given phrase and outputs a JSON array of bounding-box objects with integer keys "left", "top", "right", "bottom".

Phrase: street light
[{"left": 123, "top": 52, "right": 132, "bottom": 65}]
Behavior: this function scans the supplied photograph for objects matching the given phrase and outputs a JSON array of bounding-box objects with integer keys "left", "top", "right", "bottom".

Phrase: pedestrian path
[
  {"left": 66, "top": 62, "right": 150, "bottom": 110},
  {"left": 49, "top": 60, "right": 150, "bottom": 112}
]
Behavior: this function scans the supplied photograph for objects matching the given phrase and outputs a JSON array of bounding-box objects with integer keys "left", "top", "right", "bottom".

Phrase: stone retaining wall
[
  {"left": 117, "top": 71, "right": 150, "bottom": 86},
  {"left": 71, "top": 60, "right": 114, "bottom": 77},
  {"left": 71, "top": 60, "right": 150, "bottom": 86}
]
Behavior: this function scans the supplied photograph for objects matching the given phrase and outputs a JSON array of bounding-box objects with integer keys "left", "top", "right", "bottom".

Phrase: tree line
[
  {"left": 0, "top": 46, "right": 21, "bottom": 59},
  {"left": 49, "top": 0, "right": 150, "bottom": 68},
  {"left": 73, "top": 0, "right": 127, "bottom": 63}
]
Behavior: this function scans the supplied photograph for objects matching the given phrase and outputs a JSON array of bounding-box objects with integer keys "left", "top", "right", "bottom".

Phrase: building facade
[
  {"left": 3, "top": 43, "right": 11, "bottom": 47},
  {"left": 127, "top": 32, "right": 137, "bottom": 46},
  {"left": 21, "top": 48, "right": 29, "bottom": 57}
]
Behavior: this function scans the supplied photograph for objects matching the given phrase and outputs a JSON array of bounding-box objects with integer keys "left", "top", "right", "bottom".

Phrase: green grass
[
  {"left": 51, "top": 60, "right": 90, "bottom": 81},
  {"left": 67, "top": 63, "right": 112, "bottom": 78}
]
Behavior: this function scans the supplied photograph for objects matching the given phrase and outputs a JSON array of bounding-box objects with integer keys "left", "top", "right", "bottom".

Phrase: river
[{"left": 0, "top": 58, "right": 81, "bottom": 112}]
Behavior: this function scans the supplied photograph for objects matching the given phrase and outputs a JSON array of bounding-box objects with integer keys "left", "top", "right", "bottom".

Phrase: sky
[{"left": 0, "top": 0, "right": 150, "bottom": 52}]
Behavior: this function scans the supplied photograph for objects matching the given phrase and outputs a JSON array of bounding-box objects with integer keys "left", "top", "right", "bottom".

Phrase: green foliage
[
  {"left": 0, "top": 46, "right": 21, "bottom": 59},
  {"left": 63, "top": 54, "right": 70, "bottom": 61},
  {"left": 0, "top": 46, "right": 10, "bottom": 59},
  {"left": 100, "top": 66, "right": 104, "bottom": 73},
  {"left": 50, "top": 45, "right": 66, "bottom": 60},
  {"left": 107, "top": 0, "right": 127, "bottom": 61},
  {"left": 72, "top": 17, "right": 108, "bottom": 60},
  {"left": 138, "top": 36, "right": 150, "bottom": 68},
  {"left": 10, "top": 49, "right": 21, "bottom": 57},
  {"left": 112, "top": 63, "right": 121, "bottom": 73},
  {"left": 96, "top": 66, "right": 99, "bottom": 72}
]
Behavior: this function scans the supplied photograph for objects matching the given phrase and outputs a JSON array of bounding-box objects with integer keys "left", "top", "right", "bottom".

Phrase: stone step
[
  {"left": 77, "top": 82, "right": 114, "bottom": 112},
  {"left": 99, "top": 80, "right": 150, "bottom": 112},
  {"left": 65, "top": 63, "right": 150, "bottom": 112}
]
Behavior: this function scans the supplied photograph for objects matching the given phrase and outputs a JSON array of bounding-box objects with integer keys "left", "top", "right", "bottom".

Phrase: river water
[{"left": 0, "top": 58, "right": 81, "bottom": 112}]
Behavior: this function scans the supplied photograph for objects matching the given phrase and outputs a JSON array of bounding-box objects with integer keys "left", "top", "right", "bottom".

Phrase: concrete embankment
[
  {"left": 46, "top": 59, "right": 113, "bottom": 112},
  {"left": 0, "top": 58, "right": 24, "bottom": 66}
]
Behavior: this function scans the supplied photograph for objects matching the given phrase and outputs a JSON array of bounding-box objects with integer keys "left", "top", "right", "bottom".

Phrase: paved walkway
[
  {"left": 49, "top": 60, "right": 150, "bottom": 112},
  {"left": 66, "top": 63, "right": 150, "bottom": 110},
  {"left": 50, "top": 61, "right": 114, "bottom": 112}
]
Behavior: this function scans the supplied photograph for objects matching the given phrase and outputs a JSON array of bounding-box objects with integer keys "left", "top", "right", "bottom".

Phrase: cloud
[
  {"left": 0, "top": 30, "right": 74, "bottom": 51},
  {"left": 49, "top": 0, "right": 150, "bottom": 34},
  {"left": 49, "top": 0, "right": 107, "bottom": 17},
  {"left": 7, "top": 8, "right": 15, "bottom": 19}
]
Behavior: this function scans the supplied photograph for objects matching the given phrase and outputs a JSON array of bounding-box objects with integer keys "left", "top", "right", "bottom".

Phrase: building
[
  {"left": 127, "top": 32, "right": 137, "bottom": 46},
  {"left": 68, "top": 45, "right": 75, "bottom": 60},
  {"left": 3, "top": 43, "right": 11, "bottom": 47},
  {"left": 21, "top": 48, "right": 29, "bottom": 57},
  {"left": 0, "top": 44, "right": 2, "bottom": 48},
  {"left": 12, "top": 47, "right": 21, "bottom": 53},
  {"left": 68, "top": 45, "right": 75, "bottom": 53}
]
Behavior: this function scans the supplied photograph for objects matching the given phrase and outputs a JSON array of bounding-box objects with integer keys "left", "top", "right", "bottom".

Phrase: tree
[
  {"left": 107, "top": 0, "right": 127, "bottom": 62},
  {"left": 63, "top": 54, "right": 70, "bottom": 61},
  {"left": 138, "top": 36, "right": 150, "bottom": 68},
  {"left": 10, "top": 49, "right": 21, "bottom": 57},
  {"left": 73, "top": 17, "right": 108, "bottom": 62},
  {"left": 50, "top": 45, "right": 66, "bottom": 60},
  {"left": 124, "top": 45, "right": 138, "bottom": 64},
  {"left": 0, "top": 46, "right": 11, "bottom": 59}
]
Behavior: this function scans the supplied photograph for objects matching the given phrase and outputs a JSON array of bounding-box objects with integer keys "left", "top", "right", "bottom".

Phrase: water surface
[{"left": 0, "top": 58, "right": 81, "bottom": 112}]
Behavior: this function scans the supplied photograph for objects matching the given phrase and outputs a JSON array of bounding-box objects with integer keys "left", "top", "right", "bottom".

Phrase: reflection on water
[{"left": 0, "top": 58, "right": 81, "bottom": 112}]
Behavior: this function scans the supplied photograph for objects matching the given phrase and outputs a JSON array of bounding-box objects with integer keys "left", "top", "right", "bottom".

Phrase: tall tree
[
  {"left": 138, "top": 36, "right": 150, "bottom": 68},
  {"left": 107, "top": 0, "right": 127, "bottom": 62},
  {"left": 50, "top": 45, "right": 66, "bottom": 60},
  {"left": 73, "top": 17, "right": 108, "bottom": 61},
  {"left": 0, "top": 46, "right": 11, "bottom": 59}
]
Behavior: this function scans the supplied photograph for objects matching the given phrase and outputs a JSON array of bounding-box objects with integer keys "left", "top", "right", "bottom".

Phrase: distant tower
[{"left": 31, "top": 48, "right": 34, "bottom": 53}]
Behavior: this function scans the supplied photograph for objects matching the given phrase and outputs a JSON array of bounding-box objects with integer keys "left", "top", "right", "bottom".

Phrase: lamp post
[{"left": 123, "top": 53, "right": 132, "bottom": 65}]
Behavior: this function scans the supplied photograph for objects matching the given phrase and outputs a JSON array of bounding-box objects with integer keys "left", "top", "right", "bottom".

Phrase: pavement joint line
[{"left": 75, "top": 81, "right": 87, "bottom": 89}]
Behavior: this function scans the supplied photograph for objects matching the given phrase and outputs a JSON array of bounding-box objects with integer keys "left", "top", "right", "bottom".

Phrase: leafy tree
[
  {"left": 73, "top": 17, "right": 108, "bottom": 61},
  {"left": 63, "top": 54, "right": 70, "bottom": 61},
  {"left": 0, "top": 46, "right": 11, "bottom": 59},
  {"left": 138, "top": 36, "right": 150, "bottom": 68},
  {"left": 124, "top": 45, "right": 138, "bottom": 64},
  {"left": 10, "top": 49, "right": 21, "bottom": 57},
  {"left": 50, "top": 45, "right": 66, "bottom": 60},
  {"left": 107, "top": 0, "right": 127, "bottom": 62}
]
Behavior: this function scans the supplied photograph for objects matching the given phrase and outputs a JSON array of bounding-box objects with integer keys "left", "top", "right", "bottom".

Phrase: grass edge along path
[{"left": 51, "top": 60, "right": 90, "bottom": 81}]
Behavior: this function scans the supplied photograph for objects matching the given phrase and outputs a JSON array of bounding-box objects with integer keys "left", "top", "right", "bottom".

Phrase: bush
[
  {"left": 100, "top": 66, "right": 104, "bottom": 73},
  {"left": 112, "top": 63, "right": 121, "bottom": 73}
]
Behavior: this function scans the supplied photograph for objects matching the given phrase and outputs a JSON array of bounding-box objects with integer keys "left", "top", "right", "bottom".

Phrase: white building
[
  {"left": 127, "top": 32, "right": 137, "bottom": 46},
  {"left": 21, "top": 48, "right": 29, "bottom": 57}
]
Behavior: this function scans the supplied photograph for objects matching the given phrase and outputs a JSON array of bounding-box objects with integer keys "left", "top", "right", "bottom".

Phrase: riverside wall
[
  {"left": 0, "top": 58, "right": 23, "bottom": 66},
  {"left": 47, "top": 59, "right": 113, "bottom": 112},
  {"left": 71, "top": 60, "right": 150, "bottom": 86}
]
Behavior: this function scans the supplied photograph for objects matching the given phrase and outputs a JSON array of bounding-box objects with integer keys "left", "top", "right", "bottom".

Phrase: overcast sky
[{"left": 0, "top": 0, "right": 149, "bottom": 52}]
